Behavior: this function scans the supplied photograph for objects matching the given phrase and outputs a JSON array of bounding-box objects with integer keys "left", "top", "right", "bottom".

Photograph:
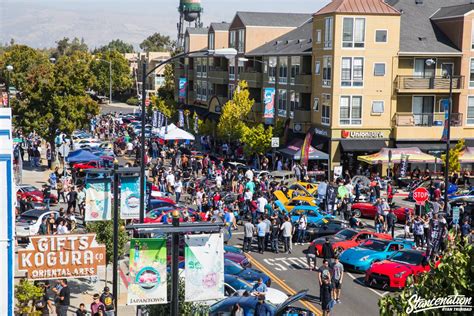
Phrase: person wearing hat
[
  {"left": 91, "top": 293, "right": 105, "bottom": 316},
  {"left": 100, "top": 287, "right": 115, "bottom": 315}
]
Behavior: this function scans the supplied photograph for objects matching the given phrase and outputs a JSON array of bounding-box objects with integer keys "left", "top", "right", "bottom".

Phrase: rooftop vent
[{"left": 415, "top": 0, "right": 423, "bottom": 5}]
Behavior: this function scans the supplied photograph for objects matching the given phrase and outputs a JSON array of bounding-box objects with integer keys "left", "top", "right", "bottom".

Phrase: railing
[
  {"left": 394, "top": 112, "right": 463, "bottom": 127},
  {"left": 396, "top": 76, "right": 463, "bottom": 90}
]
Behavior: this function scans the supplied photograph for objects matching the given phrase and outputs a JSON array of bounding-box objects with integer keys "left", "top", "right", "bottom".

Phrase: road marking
[
  {"left": 346, "top": 272, "right": 387, "bottom": 298},
  {"left": 246, "top": 253, "right": 322, "bottom": 316},
  {"left": 263, "top": 256, "right": 308, "bottom": 271}
]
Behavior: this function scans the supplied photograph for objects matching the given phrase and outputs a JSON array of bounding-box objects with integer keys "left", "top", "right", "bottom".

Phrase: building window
[
  {"left": 230, "top": 31, "right": 236, "bottom": 48},
  {"left": 375, "top": 30, "right": 387, "bottom": 43},
  {"left": 342, "top": 17, "right": 365, "bottom": 48},
  {"left": 238, "top": 59, "right": 244, "bottom": 75},
  {"left": 313, "top": 97, "right": 319, "bottom": 111},
  {"left": 322, "top": 105, "right": 330, "bottom": 125},
  {"left": 470, "top": 59, "right": 474, "bottom": 87},
  {"left": 468, "top": 96, "right": 474, "bottom": 125},
  {"left": 374, "top": 63, "right": 385, "bottom": 76},
  {"left": 472, "top": 20, "right": 474, "bottom": 49},
  {"left": 268, "top": 57, "right": 277, "bottom": 83},
  {"left": 316, "top": 29, "right": 322, "bottom": 43},
  {"left": 209, "top": 32, "right": 215, "bottom": 50},
  {"left": 371, "top": 101, "right": 384, "bottom": 114},
  {"left": 341, "top": 57, "right": 364, "bottom": 87},
  {"left": 237, "top": 29, "right": 245, "bottom": 53},
  {"left": 324, "top": 17, "right": 333, "bottom": 49},
  {"left": 323, "top": 56, "right": 332, "bottom": 87},
  {"left": 290, "top": 56, "right": 300, "bottom": 85},
  {"left": 290, "top": 91, "right": 300, "bottom": 110},
  {"left": 279, "top": 57, "right": 288, "bottom": 84},
  {"left": 315, "top": 61, "right": 321, "bottom": 75},
  {"left": 278, "top": 89, "right": 287, "bottom": 117},
  {"left": 228, "top": 84, "right": 235, "bottom": 99},
  {"left": 340, "top": 96, "right": 362, "bottom": 125},
  {"left": 229, "top": 58, "right": 235, "bottom": 81},
  {"left": 196, "top": 58, "right": 202, "bottom": 77},
  {"left": 202, "top": 58, "right": 207, "bottom": 77}
]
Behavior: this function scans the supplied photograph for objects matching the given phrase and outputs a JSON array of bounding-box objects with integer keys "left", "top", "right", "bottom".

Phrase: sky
[{"left": 0, "top": 0, "right": 329, "bottom": 49}]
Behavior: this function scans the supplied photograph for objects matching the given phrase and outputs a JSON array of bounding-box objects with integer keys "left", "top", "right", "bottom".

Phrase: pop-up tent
[
  {"left": 66, "top": 149, "right": 100, "bottom": 163},
  {"left": 155, "top": 123, "right": 195, "bottom": 141},
  {"left": 279, "top": 139, "right": 329, "bottom": 160},
  {"left": 460, "top": 147, "right": 474, "bottom": 164},
  {"left": 358, "top": 147, "right": 440, "bottom": 164}
]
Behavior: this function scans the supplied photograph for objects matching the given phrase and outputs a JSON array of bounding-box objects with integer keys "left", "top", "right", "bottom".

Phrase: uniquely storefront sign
[
  {"left": 120, "top": 177, "right": 140, "bottom": 219},
  {"left": 128, "top": 238, "right": 167, "bottom": 305},
  {"left": 185, "top": 233, "right": 224, "bottom": 302},
  {"left": 341, "top": 130, "right": 385, "bottom": 139},
  {"left": 17, "top": 234, "right": 106, "bottom": 280},
  {"left": 85, "top": 178, "right": 112, "bottom": 221},
  {"left": 314, "top": 127, "right": 329, "bottom": 137}
]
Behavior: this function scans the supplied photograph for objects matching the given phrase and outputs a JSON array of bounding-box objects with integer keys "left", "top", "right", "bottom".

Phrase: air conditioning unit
[{"left": 294, "top": 123, "right": 302, "bottom": 132}]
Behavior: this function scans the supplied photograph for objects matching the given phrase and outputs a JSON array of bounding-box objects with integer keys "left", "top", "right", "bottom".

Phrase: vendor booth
[
  {"left": 358, "top": 147, "right": 440, "bottom": 165},
  {"left": 155, "top": 123, "right": 195, "bottom": 141}
]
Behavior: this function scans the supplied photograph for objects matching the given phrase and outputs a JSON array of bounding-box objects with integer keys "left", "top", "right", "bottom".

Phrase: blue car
[
  {"left": 449, "top": 187, "right": 474, "bottom": 200},
  {"left": 224, "top": 259, "right": 271, "bottom": 286},
  {"left": 289, "top": 206, "right": 334, "bottom": 224},
  {"left": 339, "top": 238, "right": 415, "bottom": 273},
  {"left": 224, "top": 245, "right": 243, "bottom": 255}
]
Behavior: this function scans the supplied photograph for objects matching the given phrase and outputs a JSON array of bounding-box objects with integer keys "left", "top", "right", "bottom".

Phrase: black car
[{"left": 302, "top": 219, "right": 348, "bottom": 242}]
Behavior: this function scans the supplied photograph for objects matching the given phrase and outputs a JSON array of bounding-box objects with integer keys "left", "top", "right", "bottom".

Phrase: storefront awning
[
  {"left": 358, "top": 147, "right": 440, "bottom": 165},
  {"left": 279, "top": 139, "right": 329, "bottom": 161},
  {"left": 396, "top": 142, "right": 454, "bottom": 152},
  {"left": 340, "top": 140, "right": 386, "bottom": 152}
]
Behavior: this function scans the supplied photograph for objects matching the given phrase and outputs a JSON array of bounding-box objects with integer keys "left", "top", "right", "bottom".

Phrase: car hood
[
  {"left": 275, "top": 290, "right": 308, "bottom": 315},
  {"left": 340, "top": 247, "right": 378, "bottom": 262},
  {"left": 369, "top": 260, "right": 416, "bottom": 275},
  {"left": 238, "top": 268, "right": 268, "bottom": 282}
]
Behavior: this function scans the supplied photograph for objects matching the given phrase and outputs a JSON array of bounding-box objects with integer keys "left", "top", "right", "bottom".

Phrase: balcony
[
  {"left": 396, "top": 76, "right": 463, "bottom": 93},
  {"left": 293, "top": 74, "right": 312, "bottom": 93},
  {"left": 208, "top": 69, "right": 229, "bottom": 85},
  {"left": 394, "top": 112, "right": 463, "bottom": 127},
  {"left": 239, "top": 72, "right": 263, "bottom": 88}
]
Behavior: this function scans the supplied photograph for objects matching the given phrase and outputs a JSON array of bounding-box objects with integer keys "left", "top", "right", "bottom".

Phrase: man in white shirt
[
  {"left": 280, "top": 217, "right": 293, "bottom": 254},
  {"left": 166, "top": 172, "right": 175, "bottom": 193},
  {"left": 215, "top": 174, "right": 223, "bottom": 190},
  {"left": 257, "top": 195, "right": 268, "bottom": 216},
  {"left": 174, "top": 180, "right": 183, "bottom": 203}
]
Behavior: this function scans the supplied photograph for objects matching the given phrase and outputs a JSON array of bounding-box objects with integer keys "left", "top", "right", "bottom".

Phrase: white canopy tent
[{"left": 155, "top": 123, "right": 195, "bottom": 141}]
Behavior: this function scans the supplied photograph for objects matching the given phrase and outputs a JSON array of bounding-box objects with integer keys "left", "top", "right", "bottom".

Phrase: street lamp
[
  {"left": 96, "top": 58, "right": 113, "bottom": 104},
  {"left": 5, "top": 65, "right": 13, "bottom": 107},
  {"left": 425, "top": 58, "right": 453, "bottom": 213}
]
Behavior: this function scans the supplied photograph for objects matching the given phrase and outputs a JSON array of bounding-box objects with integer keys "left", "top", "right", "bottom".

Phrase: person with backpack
[{"left": 100, "top": 287, "right": 115, "bottom": 316}]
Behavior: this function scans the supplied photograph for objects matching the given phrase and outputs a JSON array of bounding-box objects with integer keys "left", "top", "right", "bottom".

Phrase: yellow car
[
  {"left": 273, "top": 190, "right": 318, "bottom": 212},
  {"left": 286, "top": 182, "right": 318, "bottom": 198}
]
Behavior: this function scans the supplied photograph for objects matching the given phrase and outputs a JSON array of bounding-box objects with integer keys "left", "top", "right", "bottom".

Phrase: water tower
[{"left": 177, "top": 0, "right": 203, "bottom": 49}]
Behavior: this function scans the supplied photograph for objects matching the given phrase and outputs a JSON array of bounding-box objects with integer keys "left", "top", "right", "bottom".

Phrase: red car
[
  {"left": 17, "top": 185, "right": 58, "bottom": 204},
  {"left": 365, "top": 249, "right": 438, "bottom": 290},
  {"left": 351, "top": 202, "right": 412, "bottom": 222},
  {"left": 310, "top": 229, "right": 392, "bottom": 256}
]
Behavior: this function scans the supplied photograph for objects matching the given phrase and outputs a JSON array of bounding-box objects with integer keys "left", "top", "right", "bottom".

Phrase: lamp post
[
  {"left": 97, "top": 58, "right": 113, "bottom": 104},
  {"left": 425, "top": 58, "right": 453, "bottom": 213},
  {"left": 5, "top": 65, "right": 13, "bottom": 107}
]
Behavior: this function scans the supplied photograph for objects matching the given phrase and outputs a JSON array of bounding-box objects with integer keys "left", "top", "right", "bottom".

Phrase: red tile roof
[{"left": 314, "top": 0, "right": 400, "bottom": 16}]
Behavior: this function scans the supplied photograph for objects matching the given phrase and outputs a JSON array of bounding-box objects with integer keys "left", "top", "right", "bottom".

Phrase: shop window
[
  {"left": 279, "top": 57, "right": 288, "bottom": 84},
  {"left": 467, "top": 96, "right": 474, "bottom": 125},
  {"left": 323, "top": 56, "right": 332, "bottom": 87},
  {"left": 341, "top": 57, "right": 364, "bottom": 87},
  {"left": 315, "top": 61, "right": 321, "bottom": 75},
  {"left": 322, "top": 105, "right": 330, "bottom": 125},
  {"left": 324, "top": 17, "right": 333, "bottom": 49},
  {"left": 278, "top": 89, "right": 287, "bottom": 117}
]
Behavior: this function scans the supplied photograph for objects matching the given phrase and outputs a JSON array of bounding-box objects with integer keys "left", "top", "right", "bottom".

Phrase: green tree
[
  {"left": 87, "top": 220, "right": 129, "bottom": 265},
  {"left": 217, "top": 80, "right": 254, "bottom": 139},
  {"left": 199, "top": 118, "right": 216, "bottom": 137},
  {"left": 140, "top": 33, "right": 174, "bottom": 52},
  {"left": 379, "top": 236, "right": 473, "bottom": 315},
  {"left": 158, "top": 63, "right": 175, "bottom": 101},
  {"left": 146, "top": 276, "right": 208, "bottom": 315},
  {"left": 52, "top": 37, "right": 88, "bottom": 59},
  {"left": 15, "top": 279, "right": 44, "bottom": 315},
  {"left": 90, "top": 50, "right": 133, "bottom": 96},
  {"left": 94, "top": 39, "right": 134, "bottom": 54},
  {"left": 241, "top": 124, "right": 273, "bottom": 156},
  {"left": 151, "top": 95, "right": 176, "bottom": 119},
  {"left": 442, "top": 139, "right": 465, "bottom": 174}
]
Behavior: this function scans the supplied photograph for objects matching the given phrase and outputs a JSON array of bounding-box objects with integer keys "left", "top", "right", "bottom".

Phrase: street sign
[
  {"left": 271, "top": 137, "right": 279, "bottom": 148},
  {"left": 145, "top": 98, "right": 150, "bottom": 107},
  {"left": 413, "top": 187, "right": 429, "bottom": 204},
  {"left": 452, "top": 206, "right": 460, "bottom": 225}
]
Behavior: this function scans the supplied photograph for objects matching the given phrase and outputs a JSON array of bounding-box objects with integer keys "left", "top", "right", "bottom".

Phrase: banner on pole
[
  {"left": 194, "top": 115, "right": 199, "bottom": 134},
  {"left": 263, "top": 88, "right": 275, "bottom": 119},
  {"left": 179, "top": 78, "right": 187, "bottom": 101},
  {"left": 128, "top": 238, "right": 167, "bottom": 305},
  {"left": 185, "top": 233, "right": 224, "bottom": 302},
  {"left": 152, "top": 110, "right": 158, "bottom": 128},
  {"left": 178, "top": 110, "right": 184, "bottom": 128},
  {"left": 300, "top": 131, "right": 313, "bottom": 166},
  {"left": 85, "top": 178, "right": 112, "bottom": 221},
  {"left": 120, "top": 177, "right": 140, "bottom": 219},
  {"left": 441, "top": 99, "right": 449, "bottom": 142}
]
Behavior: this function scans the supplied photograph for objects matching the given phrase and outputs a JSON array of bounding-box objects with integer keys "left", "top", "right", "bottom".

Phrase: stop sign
[{"left": 413, "top": 187, "right": 429, "bottom": 204}]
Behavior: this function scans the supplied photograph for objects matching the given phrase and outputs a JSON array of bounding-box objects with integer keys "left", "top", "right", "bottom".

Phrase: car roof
[
  {"left": 21, "top": 209, "right": 56, "bottom": 217},
  {"left": 291, "top": 205, "right": 319, "bottom": 212}
]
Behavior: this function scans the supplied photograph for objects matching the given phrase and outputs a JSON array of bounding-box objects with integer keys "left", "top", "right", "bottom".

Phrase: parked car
[
  {"left": 224, "top": 245, "right": 243, "bottom": 255},
  {"left": 310, "top": 229, "right": 392, "bottom": 256},
  {"left": 223, "top": 275, "right": 287, "bottom": 305},
  {"left": 365, "top": 249, "right": 438, "bottom": 290},
  {"left": 16, "top": 185, "right": 58, "bottom": 205},
  {"left": 269, "top": 171, "right": 296, "bottom": 185},
  {"left": 339, "top": 238, "right": 415, "bottom": 272},
  {"left": 273, "top": 191, "right": 319, "bottom": 212},
  {"left": 147, "top": 197, "right": 176, "bottom": 211},
  {"left": 16, "top": 209, "right": 59, "bottom": 240},
  {"left": 209, "top": 290, "right": 313, "bottom": 316},
  {"left": 351, "top": 202, "right": 412, "bottom": 222},
  {"left": 287, "top": 182, "right": 318, "bottom": 198},
  {"left": 73, "top": 138, "right": 102, "bottom": 150},
  {"left": 304, "top": 219, "right": 348, "bottom": 242},
  {"left": 224, "top": 251, "right": 251, "bottom": 268},
  {"left": 288, "top": 206, "right": 333, "bottom": 225},
  {"left": 224, "top": 259, "right": 271, "bottom": 286}
]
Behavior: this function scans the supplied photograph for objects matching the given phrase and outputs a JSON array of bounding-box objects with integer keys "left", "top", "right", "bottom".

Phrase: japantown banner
[
  {"left": 185, "top": 233, "right": 224, "bottom": 302},
  {"left": 120, "top": 177, "right": 140, "bottom": 219},
  {"left": 128, "top": 238, "right": 167, "bottom": 305},
  {"left": 263, "top": 88, "right": 275, "bottom": 119},
  {"left": 85, "top": 178, "right": 112, "bottom": 221},
  {"left": 17, "top": 234, "right": 106, "bottom": 280}
]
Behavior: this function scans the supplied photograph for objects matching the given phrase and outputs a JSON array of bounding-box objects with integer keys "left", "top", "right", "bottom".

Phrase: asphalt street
[{"left": 100, "top": 102, "right": 138, "bottom": 114}]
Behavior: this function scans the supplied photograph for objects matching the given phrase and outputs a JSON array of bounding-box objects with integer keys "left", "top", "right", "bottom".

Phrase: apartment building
[{"left": 130, "top": 52, "right": 172, "bottom": 96}]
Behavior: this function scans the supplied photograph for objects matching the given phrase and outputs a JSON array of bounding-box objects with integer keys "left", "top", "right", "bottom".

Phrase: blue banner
[
  {"left": 263, "top": 88, "right": 275, "bottom": 120},
  {"left": 179, "top": 78, "right": 187, "bottom": 101},
  {"left": 120, "top": 177, "right": 140, "bottom": 219},
  {"left": 441, "top": 99, "right": 449, "bottom": 142}
]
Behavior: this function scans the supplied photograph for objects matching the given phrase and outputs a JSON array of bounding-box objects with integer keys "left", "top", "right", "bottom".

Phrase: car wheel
[
  {"left": 335, "top": 247, "right": 344, "bottom": 256},
  {"left": 353, "top": 209, "right": 362, "bottom": 217}
]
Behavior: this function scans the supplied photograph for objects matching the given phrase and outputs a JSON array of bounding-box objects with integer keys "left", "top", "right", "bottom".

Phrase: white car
[
  {"left": 16, "top": 209, "right": 59, "bottom": 240},
  {"left": 224, "top": 275, "right": 288, "bottom": 305},
  {"left": 73, "top": 138, "right": 102, "bottom": 150}
]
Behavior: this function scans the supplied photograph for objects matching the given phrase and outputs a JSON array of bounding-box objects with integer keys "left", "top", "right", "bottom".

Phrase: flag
[
  {"left": 441, "top": 99, "right": 449, "bottom": 142},
  {"left": 300, "top": 130, "right": 313, "bottom": 166},
  {"left": 194, "top": 115, "right": 198, "bottom": 134},
  {"left": 178, "top": 110, "right": 184, "bottom": 128}
]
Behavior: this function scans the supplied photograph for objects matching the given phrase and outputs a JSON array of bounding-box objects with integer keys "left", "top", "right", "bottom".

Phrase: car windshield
[
  {"left": 17, "top": 215, "right": 39, "bottom": 223},
  {"left": 22, "top": 186, "right": 37, "bottom": 192},
  {"left": 360, "top": 239, "right": 389, "bottom": 251},
  {"left": 390, "top": 251, "right": 424, "bottom": 265},
  {"left": 227, "top": 277, "right": 252, "bottom": 291},
  {"left": 224, "top": 260, "right": 244, "bottom": 274},
  {"left": 335, "top": 229, "right": 358, "bottom": 240}
]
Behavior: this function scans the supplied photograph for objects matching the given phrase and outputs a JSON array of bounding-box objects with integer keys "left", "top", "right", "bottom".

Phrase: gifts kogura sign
[
  {"left": 17, "top": 234, "right": 106, "bottom": 280},
  {"left": 120, "top": 177, "right": 140, "bottom": 219},
  {"left": 128, "top": 238, "right": 167, "bottom": 305},
  {"left": 185, "top": 233, "right": 224, "bottom": 302},
  {"left": 85, "top": 178, "right": 112, "bottom": 221}
]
